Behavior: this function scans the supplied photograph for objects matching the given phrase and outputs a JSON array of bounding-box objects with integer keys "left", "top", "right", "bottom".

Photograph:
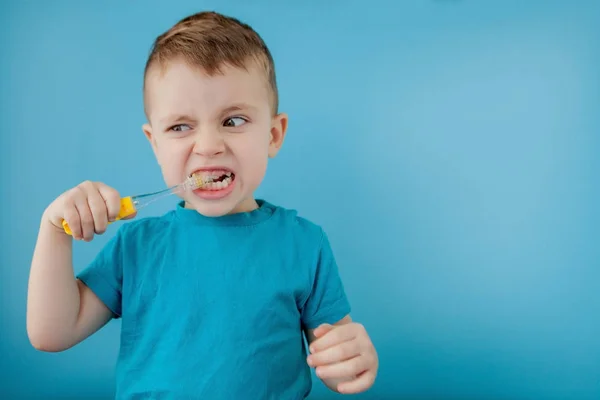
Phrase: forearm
[{"left": 27, "top": 217, "right": 81, "bottom": 351}]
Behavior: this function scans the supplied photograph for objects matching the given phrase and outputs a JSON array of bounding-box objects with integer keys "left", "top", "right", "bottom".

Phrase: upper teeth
[
  {"left": 209, "top": 172, "right": 232, "bottom": 179},
  {"left": 190, "top": 171, "right": 232, "bottom": 181}
]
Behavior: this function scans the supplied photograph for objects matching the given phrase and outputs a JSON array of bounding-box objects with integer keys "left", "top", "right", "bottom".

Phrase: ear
[
  {"left": 142, "top": 123, "right": 159, "bottom": 156},
  {"left": 268, "top": 112, "right": 288, "bottom": 158}
]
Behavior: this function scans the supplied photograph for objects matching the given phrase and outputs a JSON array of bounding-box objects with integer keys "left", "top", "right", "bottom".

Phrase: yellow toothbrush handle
[{"left": 62, "top": 196, "right": 137, "bottom": 236}]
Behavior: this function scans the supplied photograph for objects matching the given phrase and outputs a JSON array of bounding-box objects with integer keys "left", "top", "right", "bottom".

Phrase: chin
[{"left": 185, "top": 194, "right": 254, "bottom": 217}]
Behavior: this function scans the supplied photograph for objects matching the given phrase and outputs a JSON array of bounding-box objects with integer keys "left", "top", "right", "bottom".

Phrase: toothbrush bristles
[{"left": 187, "top": 174, "right": 212, "bottom": 190}]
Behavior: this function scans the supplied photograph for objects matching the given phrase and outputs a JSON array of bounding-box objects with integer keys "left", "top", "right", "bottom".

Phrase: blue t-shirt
[{"left": 77, "top": 199, "right": 351, "bottom": 399}]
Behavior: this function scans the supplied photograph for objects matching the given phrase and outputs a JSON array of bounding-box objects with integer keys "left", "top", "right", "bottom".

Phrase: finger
[
  {"left": 62, "top": 196, "right": 82, "bottom": 240},
  {"left": 96, "top": 182, "right": 122, "bottom": 222},
  {"left": 308, "top": 340, "right": 361, "bottom": 367},
  {"left": 315, "top": 355, "right": 368, "bottom": 380},
  {"left": 310, "top": 325, "right": 357, "bottom": 353},
  {"left": 313, "top": 323, "right": 334, "bottom": 338},
  {"left": 337, "top": 370, "right": 376, "bottom": 394},
  {"left": 84, "top": 183, "right": 109, "bottom": 234},
  {"left": 73, "top": 190, "right": 95, "bottom": 241}
]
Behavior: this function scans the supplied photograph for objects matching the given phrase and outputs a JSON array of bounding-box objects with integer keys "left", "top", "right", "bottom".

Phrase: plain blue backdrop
[{"left": 1, "top": 1, "right": 599, "bottom": 399}]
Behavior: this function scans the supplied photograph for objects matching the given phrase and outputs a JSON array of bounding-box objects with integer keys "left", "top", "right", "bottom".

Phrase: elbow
[
  {"left": 28, "top": 335, "right": 70, "bottom": 353},
  {"left": 27, "top": 326, "right": 72, "bottom": 353}
]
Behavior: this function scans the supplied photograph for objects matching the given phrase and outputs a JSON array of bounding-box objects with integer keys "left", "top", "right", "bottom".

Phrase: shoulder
[{"left": 265, "top": 201, "right": 327, "bottom": 246}]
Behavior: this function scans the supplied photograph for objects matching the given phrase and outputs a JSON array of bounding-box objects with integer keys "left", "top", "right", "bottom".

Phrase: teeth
[
  {"left": 190, "top": 170, "right": 233, "bottom": 185},
  {"left": 198, "top": 176, "right": 233, "bottom": 191}
]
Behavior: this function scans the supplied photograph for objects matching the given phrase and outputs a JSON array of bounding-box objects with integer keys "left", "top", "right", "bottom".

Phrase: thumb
[{"left": 313, "top": 323, "right": 334, "bottom": 338}]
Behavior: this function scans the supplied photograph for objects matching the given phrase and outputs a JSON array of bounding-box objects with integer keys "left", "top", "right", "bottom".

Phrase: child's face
[{"left": 143, "top": 59, "right": 287, "bottom": 216}]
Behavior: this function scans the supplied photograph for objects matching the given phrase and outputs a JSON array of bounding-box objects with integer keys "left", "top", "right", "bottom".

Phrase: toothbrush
[{"left": 62, "top": 174, "right": 209, "bottom": 236}]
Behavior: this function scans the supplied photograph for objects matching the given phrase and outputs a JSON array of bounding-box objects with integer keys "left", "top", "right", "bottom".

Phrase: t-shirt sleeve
[
  {"left": 76, "top": 225, "right": 126, "bottom": 318},
  {"left": 300, "top": 230, "right": 351, "bottom": 330}
]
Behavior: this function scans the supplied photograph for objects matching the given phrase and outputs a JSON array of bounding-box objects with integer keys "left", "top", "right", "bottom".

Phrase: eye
[
  {"left": 223, "top": 117, "right": 247, "bottom": 128},
  {"left": 169, "top": 124, "right": 191, "bottom": 132}
]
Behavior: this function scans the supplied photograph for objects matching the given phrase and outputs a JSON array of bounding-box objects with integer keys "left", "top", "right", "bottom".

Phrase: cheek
[
  {"left": 155, "top": 139, "right": 190, "bottom": 185},
  {"left": 238, "top": 139, "right": 269, "bottom": 182}
]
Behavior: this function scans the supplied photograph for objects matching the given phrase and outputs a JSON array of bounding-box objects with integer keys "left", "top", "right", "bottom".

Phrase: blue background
[{"left": 1, "top": 1, "right": 599, "bottom": 399}]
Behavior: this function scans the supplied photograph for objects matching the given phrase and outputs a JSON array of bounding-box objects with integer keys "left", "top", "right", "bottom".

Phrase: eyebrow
[
  {"left": 220, "top": 103, "right": 258, "bottom": 115},
  {"left": 159, "top": 114, "right": 196, "bottom": 126}
]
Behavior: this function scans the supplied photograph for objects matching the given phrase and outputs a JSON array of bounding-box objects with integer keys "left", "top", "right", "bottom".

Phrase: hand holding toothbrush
[
  {"left": 45, "top": 175, "right": 207, "bottom": 241},
  {"left": 44, "top": 181, "right": 135, "bottom": 242}
]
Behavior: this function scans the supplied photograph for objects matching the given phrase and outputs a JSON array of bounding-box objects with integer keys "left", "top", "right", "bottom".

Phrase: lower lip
[{"left": 192, "top": 177, "right": 236, "bottom": 200}]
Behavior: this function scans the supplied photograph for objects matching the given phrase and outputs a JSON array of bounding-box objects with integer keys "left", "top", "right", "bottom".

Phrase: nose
[{"left": 192, "top": 130, "right": 225, "bottom": 157}]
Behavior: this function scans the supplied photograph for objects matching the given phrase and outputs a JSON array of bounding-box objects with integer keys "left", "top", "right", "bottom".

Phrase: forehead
[{"left": 144, "top": 59, "right": 270, "bottom": 120}]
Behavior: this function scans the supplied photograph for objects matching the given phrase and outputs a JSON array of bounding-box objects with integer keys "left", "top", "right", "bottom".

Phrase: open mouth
[{"left": 190, "top": 170, "right": 236, "bottom": 191}]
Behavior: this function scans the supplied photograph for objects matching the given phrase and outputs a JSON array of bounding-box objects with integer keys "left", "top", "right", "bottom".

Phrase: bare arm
[
  {"left": 27, "top": 181, "right": 124, "bottom": 352},
  {"left": 26, "top": 218, "right": 113, "bottom": 352}
]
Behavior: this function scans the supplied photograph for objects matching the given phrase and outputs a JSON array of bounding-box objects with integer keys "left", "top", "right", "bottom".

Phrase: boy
[{"left": 27, "top": 11, "right": 378, "bottom": 399}]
